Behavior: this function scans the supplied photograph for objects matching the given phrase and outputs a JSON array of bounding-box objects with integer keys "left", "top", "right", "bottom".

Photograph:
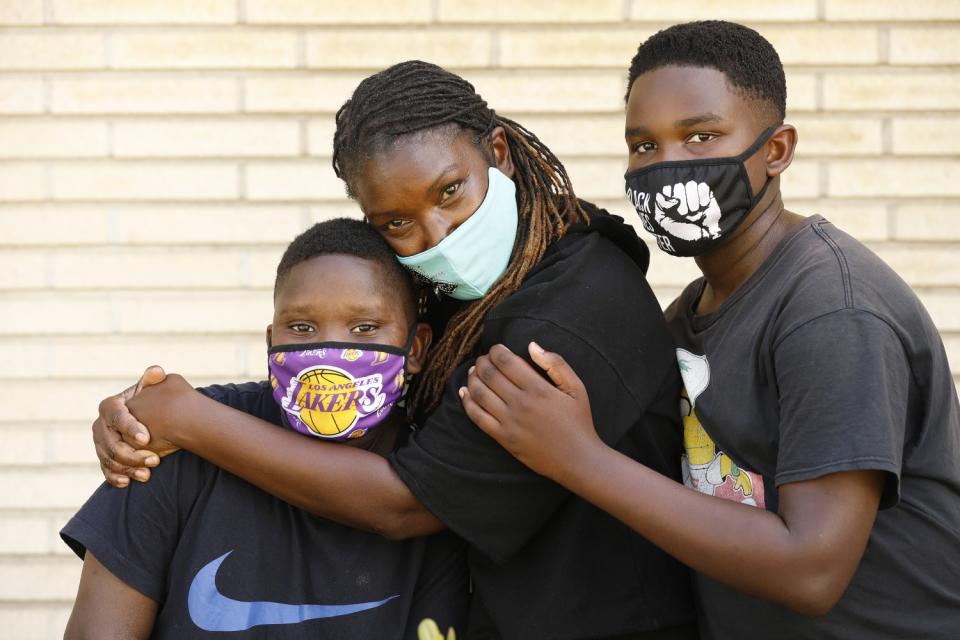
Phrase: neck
[
  {"left": 693, "top": 184, "right": 803, "bottom": 314},
  {"left": 343, "top": 412, "right": 402, "bottom": 457}
]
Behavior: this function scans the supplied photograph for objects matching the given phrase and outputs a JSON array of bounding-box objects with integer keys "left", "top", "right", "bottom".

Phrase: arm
[
  {"left": 123, "top": 374, "right": 442, "bottom": 540},
  {"left": 64, "top": 552, "right": 157, "bottom": 640},
  {"left": 461, "top": 342, "right": 887, "bottom": 616}
]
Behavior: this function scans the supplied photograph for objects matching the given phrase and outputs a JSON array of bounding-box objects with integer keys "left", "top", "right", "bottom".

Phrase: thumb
[
  {"left": 135, "top": 365, "right": 167, "bottom": 394},
  {"left": 528, "top": 342, "right": 585, "bottom": 398},
  {"left": 655, "top": 191, "right": 679, "bottom": 212}
]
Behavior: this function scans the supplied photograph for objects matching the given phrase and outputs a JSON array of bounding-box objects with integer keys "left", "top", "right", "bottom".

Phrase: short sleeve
[
  {"left": 773, "top": 309, "right": 910, "bottom": 508},
  {"left": 196, "top": 380, "right": 281, "bottom": 426},
  {"left": 390, "top": 317, "right": 643, "bottom": 563},
  {"left": 60, "top": 452, "right": 206, "bottom": 601}
]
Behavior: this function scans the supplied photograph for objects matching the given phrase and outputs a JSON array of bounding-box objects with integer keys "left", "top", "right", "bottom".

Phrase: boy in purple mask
[
  {"left": 460, "top": 20, "right": 960, "bottom": 640},
  {"left": 62, "top": 218, "right": 467, "bottom": 639}
]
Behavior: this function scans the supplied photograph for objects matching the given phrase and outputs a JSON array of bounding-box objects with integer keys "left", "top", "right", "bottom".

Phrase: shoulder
[
  {"left": 490, "top": 221, "right": 669, "bottom": 341},
  {"left": 491, "top": 213, "right": 658, "bottom": 324},
  {"left": 756, "top": 217, "right": 918, "bottom": 331},
  {"left": 197, "top": 380, "right": 282, "bottom": 426}
]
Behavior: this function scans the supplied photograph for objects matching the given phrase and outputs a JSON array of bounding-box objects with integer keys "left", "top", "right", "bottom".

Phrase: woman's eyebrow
[{"left": 426, "top": 163, "right": 460, "bottom": 194}]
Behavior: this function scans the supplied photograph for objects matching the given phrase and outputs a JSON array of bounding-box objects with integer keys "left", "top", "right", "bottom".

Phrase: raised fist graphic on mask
[{"left": 650, "top": 181, "right": 722, "bottom": 241}]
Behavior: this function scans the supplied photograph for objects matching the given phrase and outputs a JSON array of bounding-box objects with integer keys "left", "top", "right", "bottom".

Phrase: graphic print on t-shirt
[
  {"left": 677, "top": 349, "right": 765, "bottom": 509},
  {"left": 188, "top": 550, "right": 399, "bottom": 632}
]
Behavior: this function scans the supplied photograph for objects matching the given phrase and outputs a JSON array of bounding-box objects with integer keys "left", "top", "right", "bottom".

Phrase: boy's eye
[
  {"left": 686, "top": 132, "right": 717, "bottom": 144},
  {"left": 289, "top": 323, "right": 314, "bottom": 333},
  {"left": 631, "top": 141, "right": 657, "bottom": 155},
  {"left": 350, "top": 323, "right": 377, "bottom": 334},
  {"left": 439, "top": 181, "right": 462, "bottom": 203}
]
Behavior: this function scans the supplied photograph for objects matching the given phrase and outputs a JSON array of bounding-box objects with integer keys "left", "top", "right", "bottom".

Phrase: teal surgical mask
[{"left": 397, "top": 167, "right": 519, "bottom": 301}]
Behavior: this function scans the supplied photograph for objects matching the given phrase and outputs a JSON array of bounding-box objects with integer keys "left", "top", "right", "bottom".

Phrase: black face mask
[{"left": 624, "top": 127, "right": 776, "bottom": 257}]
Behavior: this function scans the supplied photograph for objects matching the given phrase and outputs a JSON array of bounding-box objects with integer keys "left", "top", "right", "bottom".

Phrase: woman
[{"left": 93, "top": 61, "right": 696, "bottom": 640}]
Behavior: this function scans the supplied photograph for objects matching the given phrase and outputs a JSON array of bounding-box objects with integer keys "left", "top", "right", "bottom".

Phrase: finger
[
  {"left": 486, "top": 344, "right": 555, "bottom": 394},
  {"left": 95, "top": 440, "right": 151, "bottom": 483},
  {"left": 655, "top": 191, "right": 679, "bottom": 212},
  {"left": 466, "top": 361, "right": 512, "bottom": 418},
  {"left": 104, "top": 471, "right": 131, "bottom": 488},
  {"left": 528, "top": 342, "right": 587, "bottom": 397},
  {"left": 100, "top": 394, "right": 151, "bottom": 446},
  {"left": 673, "top": 182, "right": 688, "bottom": 215},
  {"left": 95, "top": 419, "right": 153, "bottom": 469},
  {"left": 686, "top": 181, "right": 700, "bottom": 211},
  {"left": 458, "top": 387, "right": 503, "bottom": 438},
  {"left": 473, "top": 353, "right": 522, "bottom": 401},
  {"left": 134, "top": 365, "right": 167, "bottom": 394},
  {"left": 698, "top": 181, "right": 712, "bottom": 207},
  {"left": 118, "top": 380, "right": 139, "bottom": 403}
]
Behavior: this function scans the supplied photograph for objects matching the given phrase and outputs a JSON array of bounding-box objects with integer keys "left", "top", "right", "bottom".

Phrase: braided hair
[{"left": 332, "top": 60, "right": 588, "bottom": 411}]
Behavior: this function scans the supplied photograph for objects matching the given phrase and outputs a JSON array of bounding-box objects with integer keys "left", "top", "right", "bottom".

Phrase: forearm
[
  {"left": 155, "top": 392, "right": 441, "bottom": 539},
  {"left": 560, "top": 441, "right": 862, "bottom": 615}
]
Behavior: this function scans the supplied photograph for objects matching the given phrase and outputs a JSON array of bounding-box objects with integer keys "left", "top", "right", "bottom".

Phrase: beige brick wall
[{"left": 1, "top": 2, "right": 958, "bottom": 635}]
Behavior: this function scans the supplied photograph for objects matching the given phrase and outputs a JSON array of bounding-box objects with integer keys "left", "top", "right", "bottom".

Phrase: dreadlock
[{"left": 332, "top": 60, "right": 589, "bottom": 411}]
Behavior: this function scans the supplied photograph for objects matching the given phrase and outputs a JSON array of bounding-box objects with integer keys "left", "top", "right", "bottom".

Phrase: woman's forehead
[{"left": 352, "top": 130, "right": 483, "bottom": 206}]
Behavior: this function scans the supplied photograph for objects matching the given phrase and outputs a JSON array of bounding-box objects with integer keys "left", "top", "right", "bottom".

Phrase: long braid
[{"left": 333, "top": 61, "right": 589, "bottom": 411}]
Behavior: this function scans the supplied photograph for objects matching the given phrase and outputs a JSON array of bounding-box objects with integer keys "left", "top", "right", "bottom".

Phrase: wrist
[
  {"left": 552, "top": 431, "right": 608, "bottom": 490},
  {"left": 166, "top": 386, "right": 201, "bottom": 445}
]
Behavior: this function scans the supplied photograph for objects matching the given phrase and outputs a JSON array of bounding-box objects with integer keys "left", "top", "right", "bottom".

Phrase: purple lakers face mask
[{"left": 268, "top": 341, "right": 409, "bottom": 441}]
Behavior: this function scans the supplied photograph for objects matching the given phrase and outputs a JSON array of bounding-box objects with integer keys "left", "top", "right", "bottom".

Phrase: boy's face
[
  {"left": 625, "top": 65, "right": 769, "bottom": 195},
  {"left": 269, "top": 253, "right": 424, "bottom": 375}
]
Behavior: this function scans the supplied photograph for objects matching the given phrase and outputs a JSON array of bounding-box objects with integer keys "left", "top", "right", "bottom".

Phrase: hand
[
  {"left": 459, "top": 342, "right": 602, "bottom": 483},
  {"left": 93, "top": 366, "right": 167, "bottom": 488},
  {"left": 650, "top": 181, "right": 722, "bottom": 240},
  {"left": 126, "top": 372, "right": 197, "bottom": 458}
]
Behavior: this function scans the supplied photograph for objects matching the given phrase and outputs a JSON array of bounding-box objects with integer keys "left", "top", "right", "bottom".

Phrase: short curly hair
[
  {"left": 626, "top": 21, "right": 786, "bottom": 126},
  {"left": 274, "top": 217, "right": 417, "bottom": 323}
]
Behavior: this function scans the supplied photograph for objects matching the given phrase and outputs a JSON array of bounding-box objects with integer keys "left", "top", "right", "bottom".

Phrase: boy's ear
[
  {"left": 265, "top": 324, "right": 273, "bottom": 348},
  {"left": 764, "top": 124, "right": 798, "bottom": 178},
  {"left": 406, "top": 322, "right": 433, "bottom": 375}
]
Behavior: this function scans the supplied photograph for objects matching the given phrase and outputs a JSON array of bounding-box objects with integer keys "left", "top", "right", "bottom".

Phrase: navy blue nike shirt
[{"left": 61, "top": 382, "right": 468, "bottom": 639}]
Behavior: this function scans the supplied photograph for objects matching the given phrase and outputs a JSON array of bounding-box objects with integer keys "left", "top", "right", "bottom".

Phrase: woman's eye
[
  {"left": 687, "top": 132, "right": 717, "bottom": 144},
  {"left": 439, "top": 181, "right": 461, "bottom": 203},
  {"left": 289, "top": 323, "right": 314, "bottom": 333},
  {"left": 351, "top": 324, "right": 377, "bottom": 334},
  {"left": 631, "top": 141, "right": 657, "bottom": 154},
  {"left": 385, "top": 219, "right": 408, "bottom": 231}
]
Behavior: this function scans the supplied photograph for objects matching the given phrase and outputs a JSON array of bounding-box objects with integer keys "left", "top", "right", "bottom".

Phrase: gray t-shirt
[{"left": 665, "top": 215, "right": 960, "bottom": 639}]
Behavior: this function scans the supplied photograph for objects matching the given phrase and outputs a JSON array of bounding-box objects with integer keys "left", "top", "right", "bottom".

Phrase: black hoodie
[{"left": 391, "top": 205, "right": 694, "bottom": 639}]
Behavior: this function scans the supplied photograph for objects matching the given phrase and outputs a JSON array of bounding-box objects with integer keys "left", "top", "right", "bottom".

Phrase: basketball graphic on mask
[{"left": 293, "top": 367, "right": 361, "bottom": 436}]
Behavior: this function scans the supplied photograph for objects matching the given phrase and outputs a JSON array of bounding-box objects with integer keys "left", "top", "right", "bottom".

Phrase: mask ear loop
[
  {"left": 397, "top": 319, "right": 423, "bottom": 420},
  {"left": 738, "top": 126, "right": 778, "bottom": 210}
]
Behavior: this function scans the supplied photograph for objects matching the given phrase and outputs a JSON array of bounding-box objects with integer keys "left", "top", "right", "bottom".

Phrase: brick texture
[{"left": 1, "top": 6, "right": 958, "bottom": 636}]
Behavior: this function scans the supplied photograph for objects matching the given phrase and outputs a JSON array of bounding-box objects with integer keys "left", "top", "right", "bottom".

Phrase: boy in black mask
[{"left": 461, "top": 20, "right": 960, "bottom": 640}]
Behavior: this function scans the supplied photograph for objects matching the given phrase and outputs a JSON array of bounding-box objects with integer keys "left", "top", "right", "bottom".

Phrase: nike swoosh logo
[{"left": 188, "top": 551, "right": 399, "bottom": 632}]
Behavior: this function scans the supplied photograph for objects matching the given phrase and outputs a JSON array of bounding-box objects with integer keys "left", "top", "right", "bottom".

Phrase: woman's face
[{"left": 351, "top": 126, "right": 515, "bottom": 257}]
